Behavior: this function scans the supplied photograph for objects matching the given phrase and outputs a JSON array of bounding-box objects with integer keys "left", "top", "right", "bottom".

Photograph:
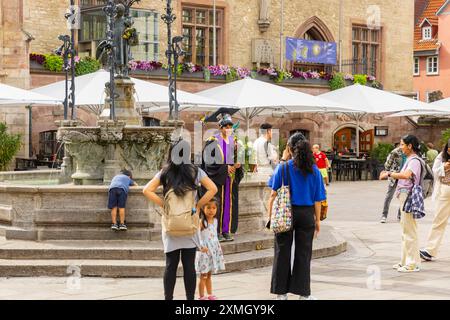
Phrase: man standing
[
  {"left": 380, "top": 144, "right": 405, "bottom": 223},
  {"left": 252, "top": 123, "right": 278, "bottom": 178},
  {"left": 202, "top": 108, "right": 243, "bottom": 242}
]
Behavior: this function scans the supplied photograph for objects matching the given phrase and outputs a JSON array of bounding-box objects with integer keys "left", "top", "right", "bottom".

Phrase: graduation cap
[{"left": 204, "top": 107, "right": 239, "bottom": 128}]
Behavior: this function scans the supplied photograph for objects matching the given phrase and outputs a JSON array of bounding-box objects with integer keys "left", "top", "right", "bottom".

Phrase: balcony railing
[{"left": 333, "top": 58, "right": 378, "bottom": 77}]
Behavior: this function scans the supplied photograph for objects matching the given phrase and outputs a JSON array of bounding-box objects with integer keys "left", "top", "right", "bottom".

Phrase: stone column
[
  {"left": 105, "top": 78, "right": 141, "bottom": 126},
  {"left": 98, "top": 120, "right": 126, "bottom": 185},
  {"left": 55, "top": 120, "right": 78, "bottom": 183}
]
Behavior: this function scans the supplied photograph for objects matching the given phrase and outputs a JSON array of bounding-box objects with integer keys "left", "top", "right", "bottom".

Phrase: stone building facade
[{"left": 1, "top": 0, "right": 448, "bottom": 167}]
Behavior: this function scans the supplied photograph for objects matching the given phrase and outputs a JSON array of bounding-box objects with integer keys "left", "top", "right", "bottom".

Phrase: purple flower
[
  {"left": 237, "top": 67, "right": 250, "bottom": 78},
  {"left": 344, "top": 73, "right": 354, "bottom": 81}
]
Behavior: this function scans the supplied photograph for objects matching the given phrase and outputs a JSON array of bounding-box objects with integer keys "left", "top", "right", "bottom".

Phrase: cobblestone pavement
[{"left": 1, "top": 181, "right": 449, "bottom": 300}]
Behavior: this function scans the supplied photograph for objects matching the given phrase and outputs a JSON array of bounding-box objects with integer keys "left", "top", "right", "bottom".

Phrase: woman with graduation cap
[{"left": 202, "top": 108, "right": 244, "bottom": 242}]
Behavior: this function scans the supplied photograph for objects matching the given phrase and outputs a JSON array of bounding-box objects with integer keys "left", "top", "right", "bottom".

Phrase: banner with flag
[{"left": 285, "top": 37, "right": 337, "bottom": 65}]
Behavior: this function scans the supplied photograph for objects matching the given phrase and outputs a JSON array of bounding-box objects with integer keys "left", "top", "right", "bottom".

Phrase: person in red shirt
[{"left": 312, "top": 144, "right": 330, "bottom": 186}]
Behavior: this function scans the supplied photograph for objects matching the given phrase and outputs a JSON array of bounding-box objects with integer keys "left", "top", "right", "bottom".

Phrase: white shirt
[{"left": 252, "top": 136, "right": 278, "bottom": 167}]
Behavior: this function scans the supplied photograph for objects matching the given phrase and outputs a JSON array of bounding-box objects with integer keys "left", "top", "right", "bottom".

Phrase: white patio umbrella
[
  {"left": 385, "top": 110, "right": 450, "bottom": 118},
  {"left": 196, "top": 78, "right": 353, "bottom": 133},
  {"left": 0, "top": 82, "right": 62, "bottom": 158},
  {"left": 0, "top": 82, "right": 62, "bottom": 106},
  {"left": 32, "top": 69, "right": 227, "bottom": 117},
  {"left": 319, "top": 83, "right": 440, "bottom": 155},
  {"left": 430, "top": 97, "right": 450, "bottom": 109}
]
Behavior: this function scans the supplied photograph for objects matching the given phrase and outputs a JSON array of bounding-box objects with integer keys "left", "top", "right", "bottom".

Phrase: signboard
[{"left": 285, "top": 37, "right": 337, "bottom": 65}]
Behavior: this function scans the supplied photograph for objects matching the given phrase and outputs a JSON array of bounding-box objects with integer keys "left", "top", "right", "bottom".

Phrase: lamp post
[
  {"left": 64, "top": 0, "right": 78, "bottom": 120},
  {"left": 55, "top": 35, "right": 71, "bottom": 120},
  {"left": 162, "top": 0, "right": 185, "bottom": 121},
  {"left": 103, "top": 0, "right": 118, "bottom": 121}
]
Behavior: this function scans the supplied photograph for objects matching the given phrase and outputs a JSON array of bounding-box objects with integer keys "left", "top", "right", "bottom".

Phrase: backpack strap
[{"left": 408, "top": 157, "right": 424, "bottom": 186}]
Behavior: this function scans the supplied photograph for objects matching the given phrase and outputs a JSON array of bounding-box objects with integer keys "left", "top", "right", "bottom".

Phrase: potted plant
[{"left": 370, "top": 143, "right": 394, "bottom": 179}]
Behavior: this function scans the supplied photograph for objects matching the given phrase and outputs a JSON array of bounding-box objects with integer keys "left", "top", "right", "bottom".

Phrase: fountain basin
[{"left": 0, "top": 180, "right": 269, "bottom": 241}]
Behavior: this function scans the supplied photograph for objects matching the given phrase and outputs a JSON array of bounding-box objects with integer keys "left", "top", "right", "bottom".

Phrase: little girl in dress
[{"left": 196, "top": 198, "right": 226, "bottom": 300}]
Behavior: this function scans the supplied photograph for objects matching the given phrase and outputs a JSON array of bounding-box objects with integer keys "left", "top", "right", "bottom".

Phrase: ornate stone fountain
[{"left": 57, "top": 120, "right": 175, "bottom": 185}]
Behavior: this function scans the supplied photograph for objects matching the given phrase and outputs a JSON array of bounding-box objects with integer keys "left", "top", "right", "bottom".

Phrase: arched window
[{"left": 292, "top": 17, "right": 335, "bottom": 73}]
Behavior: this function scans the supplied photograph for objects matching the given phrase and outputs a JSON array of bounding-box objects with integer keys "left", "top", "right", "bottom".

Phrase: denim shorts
[{"left": 108, "top": 188, "right": 128, "bottom": 209}]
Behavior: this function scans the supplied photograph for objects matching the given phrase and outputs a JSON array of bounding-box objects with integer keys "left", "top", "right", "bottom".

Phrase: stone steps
[
  {"left": 0, "top": 227, "right": 347, "bottom": 278},
  {"left": 0, "top": 249, "right": 275, "bottom": 278},
  {"left": 0, "top": 233, "right": 274, "bottom": 260}
]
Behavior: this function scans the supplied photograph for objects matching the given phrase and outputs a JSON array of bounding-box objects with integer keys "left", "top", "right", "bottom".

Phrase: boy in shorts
[
  {"left": 108, "top": 169, "right": 137, "bottom": 231},
  {"left": 313, "top": 144, "right": 330, "bottom": 186}
]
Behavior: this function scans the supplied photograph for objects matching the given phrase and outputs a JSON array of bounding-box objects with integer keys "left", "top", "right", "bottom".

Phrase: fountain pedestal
[{"left": 105, "top": 77, "right": 141, "bottom": 125}]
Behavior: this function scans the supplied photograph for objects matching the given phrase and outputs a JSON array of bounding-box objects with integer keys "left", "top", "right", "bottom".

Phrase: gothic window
[{"left": 182, "top": 6, "right": 224, "bottom": 66}]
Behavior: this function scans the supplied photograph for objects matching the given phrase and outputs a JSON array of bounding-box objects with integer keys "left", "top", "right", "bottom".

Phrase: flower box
[
  {"left": 30, "top": 61, "right": 46, "bottom": 70},
  {"left": 284, "top": 77, "right": 330, "bottom": 86},
  {"left": 182, "top": 72, "right": 205, "bottom": 79},
  {"left": 130, "top": 68, "right": 167, "bottom": 77}
]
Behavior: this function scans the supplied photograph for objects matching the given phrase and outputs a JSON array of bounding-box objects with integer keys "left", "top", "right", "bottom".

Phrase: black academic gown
[{"left": 201, "top": 134, "right": 243, "bottom": 235}]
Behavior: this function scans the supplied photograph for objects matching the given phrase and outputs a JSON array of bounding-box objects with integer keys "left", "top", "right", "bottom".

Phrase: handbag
[
  {"left": 320, "top": 200, "right": 328, "bottom": 221},
  {"left": 320, "top": 188, "right": 328, "bottom": 221},
  {"left": 270, "top": 163, "right": 293, "bottom": 234}
]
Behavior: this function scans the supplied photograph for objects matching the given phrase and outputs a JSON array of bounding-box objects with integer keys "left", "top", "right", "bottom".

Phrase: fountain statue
[
  {"left": 96, "top": 0, "right": 141, "bottom": 125},
  {"left": 56, "top": 0, "right": 178, "bottom": 185}
]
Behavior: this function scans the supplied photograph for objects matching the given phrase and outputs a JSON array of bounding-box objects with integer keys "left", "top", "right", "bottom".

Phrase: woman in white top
[
  {"left": 143, "top": 138, "right": 217, "bottom": 300},
  {"left": 420, "top": 138, "right": 450, "bottom": 261}
]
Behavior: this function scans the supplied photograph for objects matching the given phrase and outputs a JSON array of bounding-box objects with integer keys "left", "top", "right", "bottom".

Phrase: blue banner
[{"left": 285, "top": 37, "right": 337, "bottom": 65}]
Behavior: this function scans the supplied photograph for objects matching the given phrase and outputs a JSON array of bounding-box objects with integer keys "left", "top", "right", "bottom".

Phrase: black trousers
[
  {"left": 271, "top": 205, "right": 316, "bottom": 296},
  {"left": 164, "top": 248, "right": 197, "bottom": 300}
]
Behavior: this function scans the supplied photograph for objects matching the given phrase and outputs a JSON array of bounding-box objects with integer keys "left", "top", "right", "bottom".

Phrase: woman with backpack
[
  {"left": 267, "top": 132, "right": 326, "bottom": 300},
  {"left": 380, "top": 134, "right": 425, "bottom": 273},
  {"left": 143, "top": 138, "right": 218, "bottom": 300},
  {"left": 420, "top": 138, "right": 450, "bottom": 262}
]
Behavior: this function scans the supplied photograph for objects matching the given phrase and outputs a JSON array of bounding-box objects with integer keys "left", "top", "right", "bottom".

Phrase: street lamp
[
  {"left": 55, "top": 35, "right": 72, "bottom": 120},
  {"left": 64, "top": 0, "right": 78, "bottom": 120},
  {"left": 162, "top": 0, "right": 185, "bottom": 121},
  {"left": 103, "top": 0, "right": 118, "bottom": 121}
]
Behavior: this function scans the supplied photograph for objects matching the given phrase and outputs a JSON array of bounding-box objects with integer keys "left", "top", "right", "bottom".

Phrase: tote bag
[{"left": 270, "top": 163, "right": 293, "bottom": 234}]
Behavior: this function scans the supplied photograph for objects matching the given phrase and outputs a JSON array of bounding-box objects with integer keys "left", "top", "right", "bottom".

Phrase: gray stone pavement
[{"left": 1, "top": 180, "right": 450, "bottom": 300}]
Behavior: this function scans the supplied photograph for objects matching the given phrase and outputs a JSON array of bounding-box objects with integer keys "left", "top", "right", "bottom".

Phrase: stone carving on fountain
[
  {"left": 57, "top": 123, "right": 174, "bottom": 185},
  {"left": 118, "top": 127, "right": 172, "bottom": 180}
]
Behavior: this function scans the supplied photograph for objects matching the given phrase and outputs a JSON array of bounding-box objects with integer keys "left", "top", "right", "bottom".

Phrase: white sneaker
[
  {"left": 397, "top": 265, "right": 420, "bottom": 273},
  {"left": 380, "top": 216, "right": 387, "bottom": 223},
  {"left": 276, "top": 294, "right": 288, "bottom": 300},
  {"left": 299, "top": 295, "right": 317, "bottom": 300},
  {"left": 392, "top": 263, "right": 403, "bottom": 270}
]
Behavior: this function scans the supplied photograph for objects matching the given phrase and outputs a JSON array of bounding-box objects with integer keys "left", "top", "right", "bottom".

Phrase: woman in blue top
[{"left": 267, "top": 132, "right": 326, "bottom": 300}]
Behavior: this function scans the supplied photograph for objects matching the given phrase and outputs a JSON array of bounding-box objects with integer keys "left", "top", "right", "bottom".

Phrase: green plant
[
  {"left": 371, "top": 143, "right": 394, "bottom": 164},
  {"left": 203, "top": 68, "right": 211, "bottom": 82},
  {"left": 353, "top": 74, "right": 367, "bottom": 86},
  {"left": 441, "top": 128, "right": 450, "bottom": 147},
  {"left": 43, "top": 54, "right": 63, "bottom": 72},
  {"left": 279, "top": 136, "right": 287, "bottom": 155},
  {"left": 371, "top": 80, "right": 383, "bottom": 89},
  {"left": 428, "top": 90, "right": 444, "bottom": 103},
  {"left": 176, "top": 63, "right": 183, "bottom": 76},
  {"left": 225, "top": 67, "right": 238, "bottom": 82},
  {"left": 75, "top": 57, "right": 101, "bottom": 76},
  {"left": 0, "top": 123, "right": 22, "bottom": 171},
  {"left": 329, "top": 72, "right": 346, "bottom": 91}
]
